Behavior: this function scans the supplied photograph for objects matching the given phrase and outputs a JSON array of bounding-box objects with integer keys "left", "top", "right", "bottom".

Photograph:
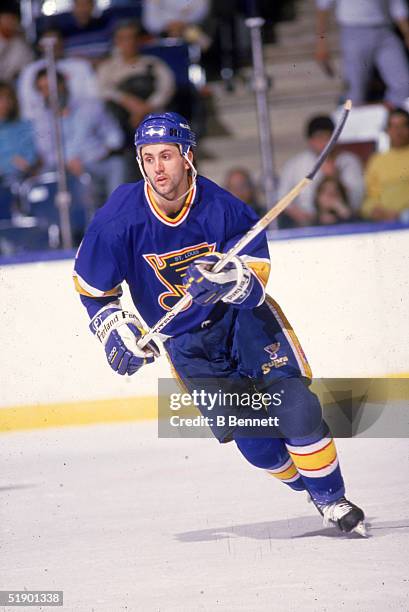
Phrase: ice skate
[{"left": 313, "top": 496, "right": 367, "bottom": 537}]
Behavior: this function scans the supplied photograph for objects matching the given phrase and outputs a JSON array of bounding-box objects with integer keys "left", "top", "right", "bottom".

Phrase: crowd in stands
[
  {"left": 277, "top": 115, "right": 365, "bottom": 228},
  {"left": 0, "top": 5, "right": 34, "bottom": 81},
  {"left": 362, "top": 108, "right": 409, "bottom": 223},
  {"left": 225, "top": 106, "right": 409, "bottom": 229},
  {"left": 272, "top": 0, "right": 409, "bottom": 228},
  {"left": 1, "top": 0, "right": 409, "bottom": 255},
  {"left": 315, "top": 0, "right": 409, "bottom": 108}
]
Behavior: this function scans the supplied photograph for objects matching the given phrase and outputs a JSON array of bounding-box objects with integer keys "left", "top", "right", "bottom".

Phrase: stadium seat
[
  {"left": 0, "top": 185, "right": 14, "bottom": 220},
  {"left": 141, "top": 38, "right": 204, "bottom": 125},
  {"left": 141, "top": 39, "right": 191, "bottom": 87},
  {"left": 333, "top": 104, "right": 388, "bottom": 147},
  {"left": 18, "top": 172, "right": 90, "bottom": 244},
  {"left": 336, "top": 141, "right": 376, "bottom": 167},
  {"left": 332, "top": 104, "right": 387, "bottom": 167},
  {"left": 103, "top": 3, "right": 143, "bottom": 24},
  {"left": 0, "top": 220, "right": 50, "bottom": 255}
]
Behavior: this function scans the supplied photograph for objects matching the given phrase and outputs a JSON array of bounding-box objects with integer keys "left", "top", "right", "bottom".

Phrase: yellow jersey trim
[{"left": 145, "top": 181, "right": 195, "bottom": 226}]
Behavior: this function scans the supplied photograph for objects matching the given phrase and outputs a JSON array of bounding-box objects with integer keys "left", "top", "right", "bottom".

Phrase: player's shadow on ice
[
  {"left": 176, "top": 517, "right": 408, "bottom": 542},
  {"left": 0, "top": 484, "right": 36, "bottom": 492}
]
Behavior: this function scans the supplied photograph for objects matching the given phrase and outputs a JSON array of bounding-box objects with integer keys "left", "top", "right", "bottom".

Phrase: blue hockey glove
[
  {"left": 90, "top": 306, "right": 158, "bottom": 375},
  {"left": 184, "top": 253, "right": 259, "bottom": 306}
]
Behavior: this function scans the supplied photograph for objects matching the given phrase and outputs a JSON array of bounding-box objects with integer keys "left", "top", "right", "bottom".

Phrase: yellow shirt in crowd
[{"left": 362, "top": 145, "right": 409, "bottom": 218}]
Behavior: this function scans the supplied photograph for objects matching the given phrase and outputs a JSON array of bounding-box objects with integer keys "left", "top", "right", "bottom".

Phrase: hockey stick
[{"left": 138, "top": 100, "right": 352, "bottom": 348}]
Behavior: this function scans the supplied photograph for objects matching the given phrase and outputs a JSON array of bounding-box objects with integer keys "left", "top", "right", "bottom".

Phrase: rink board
[
  {"left": 1, "top": 229, "right": 409, "bottom": 611},
  {"left": 0, "top": 226, "right": 408, "bottom": 431}
]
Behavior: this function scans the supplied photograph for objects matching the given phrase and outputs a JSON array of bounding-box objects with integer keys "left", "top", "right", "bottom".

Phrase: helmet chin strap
[{"left": 137, "top": 147, "right": 197, "bottom": 204}]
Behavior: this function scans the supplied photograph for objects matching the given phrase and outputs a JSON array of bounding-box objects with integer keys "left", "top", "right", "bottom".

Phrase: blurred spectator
[
  {"left": 0, "top": 81, "right": 38, "bottom": 187},
  {"left": 204, "top": 1, "right": 248, "bottom": 85},
  {"left": 314, "top": 176, "right": 356, "bottom": 225},
  {"left": 97, "top": 20, "right": 175, "bottom": 178},
  {"left": 17, "top": 29, "right": 98, "bottom": 121},
  {"left": 203, "top": 1, "right": 296, "bottom": 85},
  {"left": 0, "top": 3, "right": 34, "bottom": 83},
  {"left": 277, "top": 115, "right": 364, "bottom": 227},
  {"left": 224, "top": 166, "right": 264, "bottom": 216},
  {"left": 142, "top": 0, "right": 211, "bottom": 50},
  {"left": 40, "top": 0, "right": 111, "bottom": 61},
  {"left": 315, "top": 0, "right": 409, "bottom": 107},
  {"left": 33, "top": 68, "right": 125, "bottom": 204},
  {"left": 361, "top": 108, "right": 409, "bottom": 222}
]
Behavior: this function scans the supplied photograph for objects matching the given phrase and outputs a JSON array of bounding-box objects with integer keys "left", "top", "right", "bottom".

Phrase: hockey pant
[{"left": 166, "top": 296, "right": 345, "bottom": 504}]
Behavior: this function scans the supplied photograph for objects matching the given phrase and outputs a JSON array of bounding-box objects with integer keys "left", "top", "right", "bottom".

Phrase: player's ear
[{"left": 184, "top": 149, "right": 194, "bottom": 169}]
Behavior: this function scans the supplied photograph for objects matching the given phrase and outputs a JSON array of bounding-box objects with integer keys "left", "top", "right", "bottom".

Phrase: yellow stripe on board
[
  {"left": 0, "top": 396, "right": 157, "bottom": 433},
  {"left": 0, "top": 377, "right": 407, "bottom": 433},
  {"left": 311, "top": 377, "right": 409, "bottom": 404}
]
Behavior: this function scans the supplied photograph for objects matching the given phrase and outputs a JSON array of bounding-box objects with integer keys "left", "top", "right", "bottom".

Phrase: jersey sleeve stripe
[
  {"left": 73, "top": 273, "right": 122, "bottom": 298},
  {"left": 245, "top": 261, "right": 270, "bottom": 286}
]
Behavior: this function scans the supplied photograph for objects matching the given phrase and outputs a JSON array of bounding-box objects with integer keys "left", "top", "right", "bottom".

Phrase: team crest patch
[
  {"left": 144, "top": 242, "right": 216, "bottom": 311},
  {"left": 264, "top": 342, "right": 281, "bottom": 359},
  {"left": 262, "top": 341, "right": 289, "bottom": 374}
]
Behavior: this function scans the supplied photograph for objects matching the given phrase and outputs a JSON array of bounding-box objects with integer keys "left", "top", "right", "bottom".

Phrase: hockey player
[{"left": 73, "top": 112, "right": 366, "bottom": 536}]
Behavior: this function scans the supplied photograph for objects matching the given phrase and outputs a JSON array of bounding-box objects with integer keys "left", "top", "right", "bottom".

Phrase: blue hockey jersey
[{"left": 73, "top": 176, "right": 271, "bottom": 337}]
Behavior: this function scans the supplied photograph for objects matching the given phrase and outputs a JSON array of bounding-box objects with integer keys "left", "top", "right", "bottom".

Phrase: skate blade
[{"left": 353, "top": 521, "right": 368, "bottom": 537}]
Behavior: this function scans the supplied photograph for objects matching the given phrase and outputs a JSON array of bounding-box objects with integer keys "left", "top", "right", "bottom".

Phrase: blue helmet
[{"left": 135, "top": 112, "right": 196, "bottom": 157}]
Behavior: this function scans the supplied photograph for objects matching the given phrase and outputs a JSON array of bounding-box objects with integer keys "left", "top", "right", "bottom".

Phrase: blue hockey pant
[{"left": 166, "top": 298, "right": 345, "bottom": 504}]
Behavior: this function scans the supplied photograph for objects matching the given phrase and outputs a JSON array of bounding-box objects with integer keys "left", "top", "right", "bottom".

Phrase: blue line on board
[{"left": 1, "top": 221, "right": 408, "bottom": 266}]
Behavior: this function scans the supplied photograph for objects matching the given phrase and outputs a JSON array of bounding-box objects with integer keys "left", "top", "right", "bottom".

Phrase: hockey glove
[
  {"left": 184, "top": 253, "right": 263, "bottom": 307},
  {"left": 90, "top": 305, "right": 158, "bottom": 375}
]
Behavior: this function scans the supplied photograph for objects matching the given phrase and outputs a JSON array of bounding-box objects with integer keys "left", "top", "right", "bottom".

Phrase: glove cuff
[
  {"left": 90, "top": 306, "right": 143, "bottom": 346},
  {"left": 221, "top": 257, "right": 253, "bottom": 305}
]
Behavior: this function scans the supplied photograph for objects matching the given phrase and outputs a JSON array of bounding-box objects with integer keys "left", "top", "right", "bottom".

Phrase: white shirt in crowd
[
  {"left": 17, "top": 57, "right": 98, "bottom": 120},
  {"left": 0, "top": 33, "right": 34, "bottom": 82},
  {"left": 142, "top": 0, "right": 209, "bottom": 35},
  {"left": 315, "top": 0, "right": 408, "bottom": 26},
  {"left": 97, "top": 54, "right": 175, "bottom": 111},
  {"left": 277, "top": 150, "right": 365, "bottom": 214}
]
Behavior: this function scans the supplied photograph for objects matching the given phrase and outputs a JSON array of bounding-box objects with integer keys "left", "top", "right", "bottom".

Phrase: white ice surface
[{"left": 1, "top": 423, "right": 408, "bottom": 612}]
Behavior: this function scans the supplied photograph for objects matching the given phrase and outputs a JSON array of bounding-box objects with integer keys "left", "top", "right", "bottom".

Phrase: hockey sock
[
  {"left": 285, "top": 426, "right": 345, "bottom": 504},
  {"left": 258, "top": 377, "right": 346, "bottom": 503},
  {"left": 235, "top": 437, "right": 306, "bottom": 492}
]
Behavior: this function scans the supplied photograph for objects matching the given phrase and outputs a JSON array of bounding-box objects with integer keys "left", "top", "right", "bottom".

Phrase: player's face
[{"left": 141, "top": 144, "right": 191, "bottom": 201}]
